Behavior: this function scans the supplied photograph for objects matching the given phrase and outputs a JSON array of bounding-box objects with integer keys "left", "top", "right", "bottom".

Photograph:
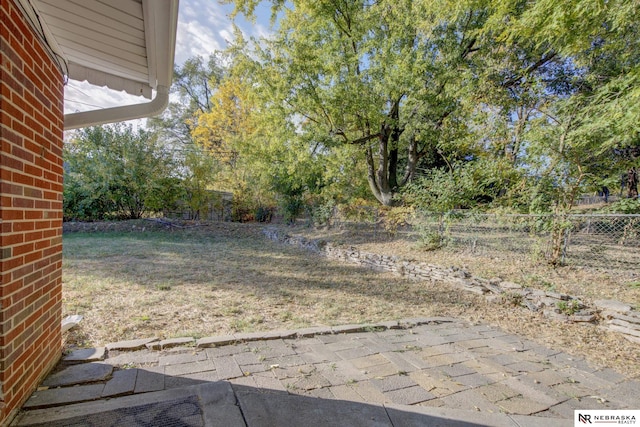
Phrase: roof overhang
[{"left": 16, "top": 0, "right": 179, "bottom": 129}]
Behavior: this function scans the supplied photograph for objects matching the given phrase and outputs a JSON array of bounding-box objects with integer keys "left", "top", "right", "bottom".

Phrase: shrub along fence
[{"left": 325, "top": 210, "right": 640, "bottom": 269}]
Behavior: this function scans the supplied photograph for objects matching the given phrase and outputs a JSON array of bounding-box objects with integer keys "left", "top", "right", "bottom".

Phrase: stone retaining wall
[{"left": 263, "top": 227, "right": 640, "bottom": 345}]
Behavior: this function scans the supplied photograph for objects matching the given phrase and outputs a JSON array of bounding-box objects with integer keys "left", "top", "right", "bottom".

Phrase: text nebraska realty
[{"left": 579, "top": 413, "right": 637, "bottom": 424}]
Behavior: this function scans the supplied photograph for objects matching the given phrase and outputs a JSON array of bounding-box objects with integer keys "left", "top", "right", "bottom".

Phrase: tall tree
[{"left": 232, "top": 0, "right": 493, "bottom": 205}]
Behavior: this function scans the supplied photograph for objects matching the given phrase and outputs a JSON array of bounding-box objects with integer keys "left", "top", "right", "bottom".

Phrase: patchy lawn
[{"left": 62, "top": 221, "right": 640, "bottom": 379}]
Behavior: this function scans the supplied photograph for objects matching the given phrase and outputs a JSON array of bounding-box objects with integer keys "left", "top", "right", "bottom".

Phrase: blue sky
[{"left": 63, "top": 0, "right": 272, "bottom": 116}]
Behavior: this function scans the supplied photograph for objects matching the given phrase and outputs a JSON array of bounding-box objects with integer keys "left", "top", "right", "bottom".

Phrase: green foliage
[
  {"left": 64, "top": 124, "right": 180, "bottom": 220},
  {"left": 183, "top": 0, "right": 639, "bottom": 221},
  {"left": 556, "top": 300, "right": 581, "bottom": 316},
  {"left": 403, "top": 159, "right": 518, "bottom": 212},
  {"left": 600, "top": 199, "right": 640, "bottom": 215}
]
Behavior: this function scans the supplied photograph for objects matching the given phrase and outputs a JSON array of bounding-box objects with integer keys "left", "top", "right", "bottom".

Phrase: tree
[
  {"left": 229, "top": 0, "right": 494, "bottom": 205},
  {"left": 64, "top": 124, "right": 180, "bottom": 220}
]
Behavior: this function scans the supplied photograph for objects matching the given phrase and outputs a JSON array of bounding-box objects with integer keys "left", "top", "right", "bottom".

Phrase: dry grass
[{"left": 63, "top": 221, "right": 640, "bottom": 379}]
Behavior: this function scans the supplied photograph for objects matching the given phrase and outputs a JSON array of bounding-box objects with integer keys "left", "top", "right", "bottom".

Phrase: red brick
[
  {"left": 0, "top": 182, "right": 23, "bottom": 195},
  {"left": 12, "top": 197, "right": 34, "bottom": 208},
  {"left": 1, "top": 155, "right": 23, "bottom": 171},
  {"left": 12, "top": 242, "right": 34, "bottom": 256},
  {"left": 0, "top": 232, "right": 24, "bottom": 245},
  {"left": 23, "top": 163, "right": 43, "bottom": 178},
  {"left": 12, "top": 171, "right": 33, "bottom": 186}
]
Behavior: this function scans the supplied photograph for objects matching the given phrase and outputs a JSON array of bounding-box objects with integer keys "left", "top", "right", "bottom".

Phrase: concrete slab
[
  {"left": 16, "top": 383, "right": 244, "bottom": 427},
  {"left": 102, "top": 368, "right": 138, "bottom": 397},
  {"left": 134, "top": 366, "right": 165, "bottom": 393},
  {"left": 235, "top": 388, "right": 392, "bottom": 427},
  {"left": 41, "top": 362, "right": 113, "bottom": 387},
  {"left": 22, "top": 384, "right": 105, "bottom": 409},
  {"left": 196, "top": 335, "right": 237, "bottom": 348},
  {"left": 106, "top": 338, "right": 158, "bottom": 351},
  {"left": 62, "top": 347, "right": 106, "bottom": 363},
  {"left": 15, "top": 320, "right": 636, "bottom": 427}
]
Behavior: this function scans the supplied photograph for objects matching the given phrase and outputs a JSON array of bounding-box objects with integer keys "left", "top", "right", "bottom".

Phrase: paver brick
[
  {"left": 336, "top": 346, "right": 377, "bottom": 360},
  {"left": 290, "top": 372, "right": 332, "bottom": 391},
  {"left": 105, "top": 349, "right": 160, "bottom": 366},
  {"left": 253, "top": 374, "right": 287, "bottom": 392},
  {"left": 506, "top": 361, "right": 548, "bottom": 373},
  {"left": 350, "top": 380, "right": 389, "bottom": 404},
  {"left": 298, "top": 345, "right": 342, "bottom": 364},
  {"left": 233, "top": 350, "right": 263, "bottom": 366},
  {"left": 503, "top": 376, "right": 566, "bottom": 407},
  {"left": 380, "top": 351, "right": 420, "bottom": 373},
  {"left": 437, "top": 363, "right": 477, "bottom": 378},
  {"left": 455, "top": 373, "right": 494, "bottom": 387},
  {"left": 366, "top": 362, "right": 403, "bottom": 378},
  {"left": 497, "top": 395, "right": 554, "bottom": 415},
  {"left": 350, "top": 354, "right": 389, "bottom": 370},
  {"left": 384, "top": 386, "right": 436, "bottom": 405},
  {"left": 328, "top": 384, "right": 364, "bottom": 402},
  {"left": 438, "top": 389, "right": 503, "bottom": 413},
  {"left": 263, "top": 354, "right": 306, "bottom": 367},
  {"left": 158, "top": 350, "right": 208, "bottom": 366},
  {"left": 475, "top": 382, "right": 521, "bottom": 403},
  {"left": 214, "top": 356, "right": 244, "bottom": 379},
  {"left": 370, "top": 374, "right": 416, "bottom": 392},
  {"left": 164, "top": 360, "right": 215, "bottom": 376}
]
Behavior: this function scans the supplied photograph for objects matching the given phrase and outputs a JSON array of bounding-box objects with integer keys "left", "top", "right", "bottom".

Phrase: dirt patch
[{"left": 62, "top": 221, "right": 640, "bottom": 379}]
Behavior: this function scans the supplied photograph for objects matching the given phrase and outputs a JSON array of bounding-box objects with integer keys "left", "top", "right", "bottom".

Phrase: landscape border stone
[{"left": 263, "top": 227, "right": 640, "bottom": 345}]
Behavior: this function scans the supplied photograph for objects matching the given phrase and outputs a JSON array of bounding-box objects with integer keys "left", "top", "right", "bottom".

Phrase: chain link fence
[{"left": 326, "top": 208, "right": 640, "bottom": 269}]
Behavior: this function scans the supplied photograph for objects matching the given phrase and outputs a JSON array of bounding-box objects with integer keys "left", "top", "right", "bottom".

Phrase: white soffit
[
  {"left": 31, "top": 0, "right": 170, "bottom": 99},
  {"left": 16, "top": 0, "right": 178, "bottom": 128}
]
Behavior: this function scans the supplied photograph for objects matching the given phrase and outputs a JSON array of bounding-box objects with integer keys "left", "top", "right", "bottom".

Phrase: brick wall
[{"left": 0, "top": 0, "right": 64, "bottom": 424}]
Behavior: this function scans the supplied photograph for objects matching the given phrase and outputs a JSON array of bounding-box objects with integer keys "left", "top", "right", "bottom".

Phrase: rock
[
  {"left": 106, "top": 338, "right": 159, "bottom": 351},
  {"left": 500, "top": 281, "right": 522, "bottom": 290},
  {"left": 608, "top": 324, "right": 640, "bottom": 338},
  {"left": 523, "top": 300, "right": 539, "bottom": 312},
  {"left": 196, "top": 335, "right": 237, "bottom": 348},
  {"left": 594, "top": 299, "right": 632, "bottom": 313},
  {"left": 147, "top": 337, "right": 195, "bottom": 350},
  {"left": 571, "top": 312, "right": 597, "bottom": 323},
  {"left": 602, "top": 311, "right": 640, "bottom": 325},
  {"left": 544, "top": 291, "right": 570, "bottom": 301},
  {"left": 485, "top": 295, "right": 504, "bottom": 304}
]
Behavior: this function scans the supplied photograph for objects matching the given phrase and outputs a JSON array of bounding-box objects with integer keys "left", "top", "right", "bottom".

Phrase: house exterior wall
[{"left": 0, "top": 0, "right": 64, "bottom": 424}]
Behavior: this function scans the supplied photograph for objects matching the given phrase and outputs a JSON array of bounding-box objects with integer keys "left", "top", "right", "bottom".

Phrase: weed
[
  {"left": 503, "top": 291, "right": 524, "bottom": 307},
  {"left": 556, "top": 300, "right": 581, "bottom": 315}
]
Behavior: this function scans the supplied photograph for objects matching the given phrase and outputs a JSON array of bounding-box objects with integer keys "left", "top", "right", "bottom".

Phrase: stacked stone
[
  {"left": 595, "top": 300, "right": 640, "bottom": 344},
  {"left": 263, "top": 228, "right": 638, "bottom": 343}
]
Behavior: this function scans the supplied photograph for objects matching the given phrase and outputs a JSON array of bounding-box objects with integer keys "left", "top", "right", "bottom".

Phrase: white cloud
[{"left": 64, "top": 0, "right": 274, "bottom": 114}]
